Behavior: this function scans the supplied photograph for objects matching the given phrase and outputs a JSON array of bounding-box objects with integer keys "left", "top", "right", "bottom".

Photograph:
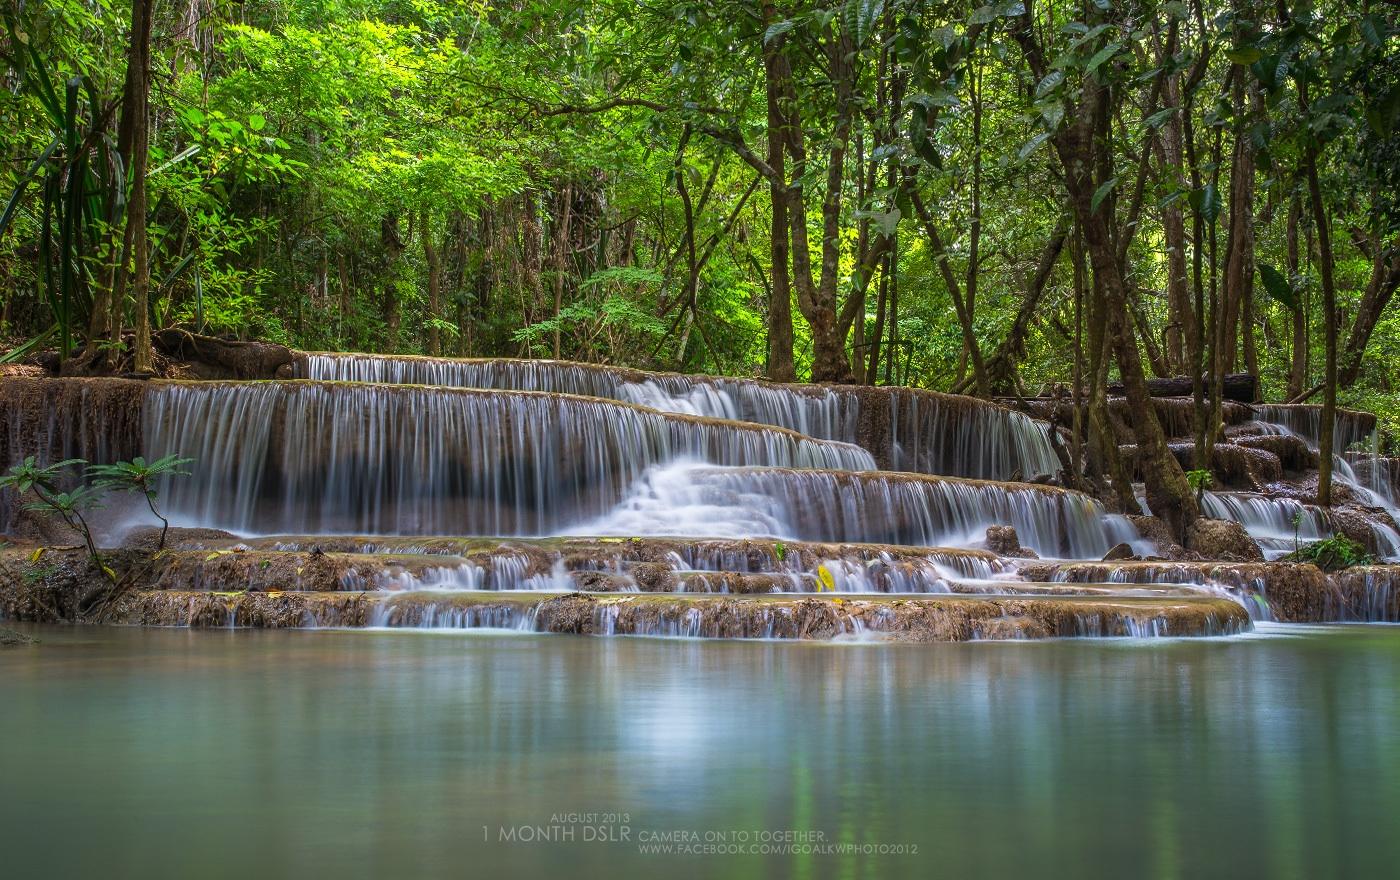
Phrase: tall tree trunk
[
  {"left": 760, "top": 3, "right": 795, "bottom": 381},
  {"left": 121, "top": 0, "right": 156, "bottom": 373},
  {"left": 422, "top": 209, "right": 442, "bottom": 356},
  {"left": 1047, "top": 66, "right": 1195, "bottom": 535},
  {"left": 1160, "top": 71, "right": 1191, "bottom": 374},
  {"left": 1286, "top": 193, "right": 1308, "bottom": 400},
  {"left": 1297, "top": 83, "right": 1337, "bottom": 505},
  {"left": 550, "top": 184, "right": 573, "bottom": 359},
  {"left": 1219, "top": 71, "right": 1255, "bottom": 403},
  {"left": 1339, "top": 237, "right": 1400, "bottom": 387}
]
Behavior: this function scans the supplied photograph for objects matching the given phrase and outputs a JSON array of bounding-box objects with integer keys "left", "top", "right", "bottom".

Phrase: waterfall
[
  {"left": 1252, "top": 403, "right": 1375, "bottom": 452},
  {"left": 571, "top": 462, "right": 1144, "bottom": 559},
  {"left": 142, "top": 381, "right": 873, "bottom": 535},
  {"left": 296, "top": 353, "right": 1059, "bottom": 480},
  {"left": 1200, "top": 491, "right": 1328, "bottom": 559}
]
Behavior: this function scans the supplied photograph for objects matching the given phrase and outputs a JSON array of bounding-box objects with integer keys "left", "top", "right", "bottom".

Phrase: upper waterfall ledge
[{"left": 293, "top": 351, "right": 1061, "bottom": 479}]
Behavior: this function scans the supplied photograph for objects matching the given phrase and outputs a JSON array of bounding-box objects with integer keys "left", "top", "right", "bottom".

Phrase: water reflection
[{"left": 2, "top": 625, "right": 1398, "bottom": 878}]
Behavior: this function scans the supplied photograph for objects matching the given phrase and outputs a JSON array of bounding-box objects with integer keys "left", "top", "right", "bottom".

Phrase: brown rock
[
  {"left": 1102, "top": 542, "right": 1136, "bottom": 561},
  {"left": 1187, "top": 518, "right": 1265, "bottom": 562},
  {"left": 984, "top": 525, "right": 1037, "bottom": 558}
]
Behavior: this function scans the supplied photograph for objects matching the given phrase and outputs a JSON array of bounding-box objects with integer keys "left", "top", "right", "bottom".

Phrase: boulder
[
  {"left": 1101, "top": 542, "right": 1137, "bottom": 561},
  {"left": 1126, "top": 514, "right": 1193, "bottom": 560},
  {"left": 629, "top": 562, "right": 677, "bottom": 592},
  {"left": 984, "top": 525, "right": 1038, "bottom": 558},
  {"left": 1187, "top": 518, "right": 1265, "bottom": 562}
]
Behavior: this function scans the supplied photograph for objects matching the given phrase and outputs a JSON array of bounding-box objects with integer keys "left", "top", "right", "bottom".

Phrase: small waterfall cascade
[
  {"left": 571, "top": 462, "right": 1147, "bottom": 560},
  {"left": 296, "top": 353, "right": 1059, "bottom": 480},
  {"left": 1251, "top": 404, "right": 1376, "bottom": 452},
  {"left": 143, "top": 381, "right": 873, "bottom": 535},
  {"left": 1244, "top": 406, "right": 1400, "bottom": 560},
  {"left": 1200, "top": 491, "right": 1330, "bottom": 559}
]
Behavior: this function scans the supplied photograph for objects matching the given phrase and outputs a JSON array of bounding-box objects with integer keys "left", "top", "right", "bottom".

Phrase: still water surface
[{"left": 2, "top": 623, "right": 1398, "bottom": 879}]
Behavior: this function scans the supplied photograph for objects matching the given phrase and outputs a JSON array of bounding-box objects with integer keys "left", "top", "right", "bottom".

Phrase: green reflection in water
[{"left": 1, "top": 624, "right": 1398, "bottom": 879}]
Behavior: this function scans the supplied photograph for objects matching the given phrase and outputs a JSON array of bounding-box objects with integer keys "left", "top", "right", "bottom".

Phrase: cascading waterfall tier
[
  {"left": 142, "top": 380, "right": 875, "bottom": 535},
  {"left": 295, "top": 352, "right": 1059, "bottom": 480},
  {"left": 1201, "top": 489, "right": 1400, "bottom": 561},
  {"left": 1023, "top": 559, "right": 1400, "bottom": 623},
  {"left": 153, "top": 534, "right": 1010, "bottom": 593},
  {"left": 1251, "top": 403, "right": 1377, "bottom": 451},
  {"left": 574, "top": 463, "right": 1145, "bottom": 559}
]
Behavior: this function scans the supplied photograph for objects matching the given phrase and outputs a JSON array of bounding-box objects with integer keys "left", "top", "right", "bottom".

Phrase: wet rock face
[
  {"left": 1233, "top": 434, "right": 1317, "bottom": 473},
  {"left": 1187, "top": 518, "right": 1265, "bottom": 562},
  {"left": 1101, "top": 543, "right": 1136, "bottom": 561},
  {"left": 984, "top": 525, "right": 1037, "bottom": 558},
  {"left": 1126, "top": 515, "right": 1190, "bottom": 560},
  {"left": 1325, "top": 506, "right": 1400, "bottom": 557}
]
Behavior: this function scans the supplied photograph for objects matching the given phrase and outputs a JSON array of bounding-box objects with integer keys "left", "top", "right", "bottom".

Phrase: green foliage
[
  {"left": 0, "top": 0, "right": 1396, "bottom": 434},
  {"left": 1186, "top": 469, "right": 1214, "bottom": 501},
  {"left": 1, "top": 456, "right": 105, "bottom": 570},
  {"left": 1, "top": 453, "right": 194, "bottom": 569},
  {"left": 88, "top": 454, "right": 192, "bottom": 550},
  {"left": 1283, "top": 534, "right": 1375, "bottom": 572}
]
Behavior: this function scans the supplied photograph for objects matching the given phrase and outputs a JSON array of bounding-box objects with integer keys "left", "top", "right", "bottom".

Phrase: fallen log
[
  {"left": 1107, "top": 373, "right": 1258, "bottom": 403},
  {"left": 153, "top": 329, "right": 295, "bottom": 379}
]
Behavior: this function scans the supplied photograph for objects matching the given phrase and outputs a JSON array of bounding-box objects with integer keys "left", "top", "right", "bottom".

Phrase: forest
[
  {"left": 1, "top": 0, "right": 1397, "bottom": 533},
  {"left": 6, "top": 6, "right": 1400, "bottom": 870}
]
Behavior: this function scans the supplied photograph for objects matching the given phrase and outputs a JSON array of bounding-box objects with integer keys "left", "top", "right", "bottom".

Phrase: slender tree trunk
[
  {"left": 760, "top": 3, "right": 795, "bottom": 381},
  {"left": 911, "top": 191, "right": 989, "bottom": 397},
  {"left": 422, "top": 209, "right": 442, "bottom": 356},
  {"left": 550, "top": 184, "right": 573, "bottom": 359},
  {"left": 1339, "top": 236, "right": 1399, "bottom": 387},
  {"left": 121, "top": 0, "right": 156, "bottom": 373},
  {"left": 1286, "top": 193, "right": 1307, "bottom": 399},
  {"left": 1297, "top": 79, "right": 1337, "bottom": 505},
  {"left": 1160, "top": 71, "right": 1191, "bottom": 374},
  {"left": 380, "top": 215, "right": 403, "bottom": 351},
  {"left": 867, "top": 247, "right": 889, "bottom": 384}
]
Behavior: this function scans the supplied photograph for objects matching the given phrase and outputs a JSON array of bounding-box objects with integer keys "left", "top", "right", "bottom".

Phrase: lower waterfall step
[
  {"left": 95, "top": 590, "right": 1249, "bottom": 641},
  {"left": 1021, "top": 560, "right": 1400, "bottom": 622}
]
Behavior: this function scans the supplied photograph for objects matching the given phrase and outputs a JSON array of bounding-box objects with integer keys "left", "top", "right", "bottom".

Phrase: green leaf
[
  {"left": 1144, "top": 107, "right": 1175, "bottom": 129},
  {"left": 1035, "top": 70, "right": 1065, "bottom": 99},
  {"left": 1090, "top": 176, "right": 1119, "bottom": 213},
  {"left": 248, "top": 113, "right": 266, "bottom": 132},
  {"left": 763, "top": 20, "right": 796, "bottom": 44},
  {"left": 1226, "top": 47, "right": 1262, "bottom": 65},
  {"left": 1259, "top": 264, "right": 1297, "bottom": 311},
  {"left": 1086, "top": 42, "right": 1122, "bottom": 73},
  {"left": 969, "top": 5, "right": 999, "bottom": 25},
  {"left": 1189, "top": 184, "right": 1222, "bottom": 225},
  {"left": 1358, "top": 15, "right": 1384, "bottom": 48},
  {"left": 1018, "top": 132, "right": 1051, "bottom": 161}
]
